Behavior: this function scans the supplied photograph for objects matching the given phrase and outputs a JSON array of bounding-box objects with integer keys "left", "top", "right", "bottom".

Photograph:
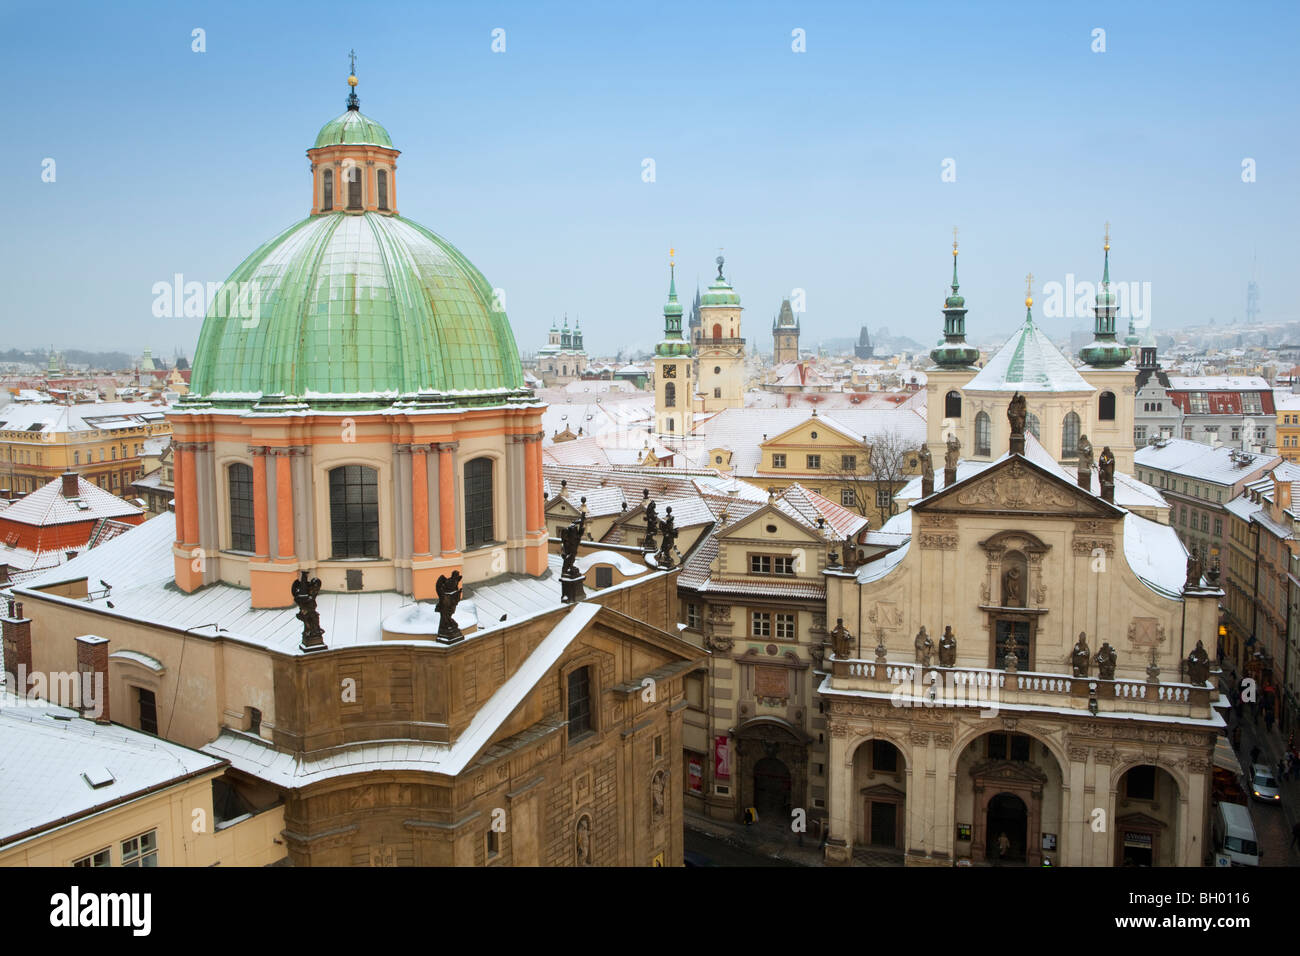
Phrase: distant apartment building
[
  {"left": 1132, "top": 335, "right": 1181, "bottom": 445},
  {"left": 1133, "top": 438, "right": 1279, "bottom": 564},
  {"left": 1223, "top": 464, "right": 1300, "bottom": 731},
  {"left": 0, "top": 401, "right": 172, "bottom": 499},
  {"left": 1275, "top": 391, "right": 1300, "bottom": 463},
  {"left": 1164, "top": 375, "right": 1275, "bottom": 452}
]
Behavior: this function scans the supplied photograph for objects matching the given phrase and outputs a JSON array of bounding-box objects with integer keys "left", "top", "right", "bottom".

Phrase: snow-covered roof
[
  {"left": 0, "top": 474, "right": 142, "bottom": 527},
  {"left": 1123, "top": 512, "right": 1189, "bottom": 598},
  {"left": 0, "top": 691, "right": 223, "bottom": 844},
  {"left": 1167, "top": 375, "right": 1270, "bottom": 391},
  {"left": 964, "top": 319, "right": 1093, "bottom": 393},
  {"left": 1134, "top": 439, "right": 1278, "bottom": 486},
  {"left": 0, "top": 400, "right": 172, "bottom": 435}
]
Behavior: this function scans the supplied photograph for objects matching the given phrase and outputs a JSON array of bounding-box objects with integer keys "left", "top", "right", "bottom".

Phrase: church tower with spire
[
  {"left": 653, "top": 251, "right": 692, "bottom": 436},
  {"left": 772, "top": 299, "right": 800, "bottom": 364},
  {"left": 924, "top": 231, "right": 983, "bottom": 462},
  {"left": 695, "top": 255, "right": 745, "bottom": 414},
  {"left": 1076, "top": 226, "right": 1137, "bottom": 470}
]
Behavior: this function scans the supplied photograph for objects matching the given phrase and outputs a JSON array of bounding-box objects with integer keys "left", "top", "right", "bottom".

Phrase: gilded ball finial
[{"left": 348, "top": 74, "right": 358, "bottom": 87}]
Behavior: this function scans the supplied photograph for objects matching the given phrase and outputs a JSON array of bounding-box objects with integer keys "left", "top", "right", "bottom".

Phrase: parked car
[
  {"left": 1248, "top": 764, "right": 1282, "bottom": 803},
  {"left": 1212, "top": 802, "right": 1261, "bottom": 866}
]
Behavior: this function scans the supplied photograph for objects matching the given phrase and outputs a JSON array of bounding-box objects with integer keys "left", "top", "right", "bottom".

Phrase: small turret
[{"left": 930, "top": 229, "right": 980, "bottom": 368}]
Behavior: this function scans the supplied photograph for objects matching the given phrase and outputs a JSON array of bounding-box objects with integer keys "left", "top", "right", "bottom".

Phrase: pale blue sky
[{"left": 5, "top": 0, "right": 1298, "bottom": 358}]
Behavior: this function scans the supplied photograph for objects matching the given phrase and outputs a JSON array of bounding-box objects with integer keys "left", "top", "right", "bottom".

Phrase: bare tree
[{"left": 826, "top": 429, "right": 919, "bottom": 524}]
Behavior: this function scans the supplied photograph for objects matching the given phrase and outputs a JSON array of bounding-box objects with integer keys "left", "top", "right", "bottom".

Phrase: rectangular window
[
  {"left": 775, "top": 613, "right": 796, "bottom": 641},
  {"left": 750, "top": 554, "right": 771, "bottom": 574},
  {"left": 329, "top": 465, "right": 380, "bottom": 558},
  {"left": 1242, "top": 393, "right": 1262, "bottom": 414},
  {"left": 229, "top": 463, "right": 255, "bottom": 552},
  {"left": 772, "top": 556, "right": 795, "bottom": 575},
  {"left": 73, "top": 848, "right": 111, "bottom": 867},
  {"left": 876, "top": 488, "right": 891, "bottom": 509},
  {"left": 872, "top": 740, "right": 897, "bottom": 773},
  {"left": 686, "top": 603, "right": 701, "bottom": 628},
  {"left": 1231, "top": 427, "right": 1240, "bottom": 441},
  {"left": 751, "top": 612, "right": 771, "bottom": 637},
  {"left": 1189, "top": 392, "right": 1209, "bottom": 414},
  {"left": 594, "top": 565, "right": 613, "bottom": 588},
  {"left": 771, "top": 453, "right": 786, "bottom": 469},
  {"left": 1214, "top": 518, "right": 1223, "bottom": 536},
  {"left": 1134, "top": 426, "right": 1147, "bottom": 444},
  {"left": 841, "top": 454, "right": 857, "bottom": 472},
  {"left": 1183, "top": 427, "right": 1192, "bottom": 440},
  {"left": 463, "top": 458, "right": 495, "bottom": 549},
  {"left": 806, "top": 454, "right": 821, "bottom": 470},
  {"left": 137, "top": 687, "right": 158, "bottom": 735},
  {"left": 486, "top": 830, "right": 499, "bottom": 860},
  {"left": 120, "top": 830, "right": 158, "bottom": 867},
  {"left": 841, "top": 488, "right": 856, "bottom": 507},
  {"left": 567, "top": 667, "right": 592, "bottom": 742}
]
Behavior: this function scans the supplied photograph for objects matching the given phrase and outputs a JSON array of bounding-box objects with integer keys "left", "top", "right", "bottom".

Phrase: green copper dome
[
  {"left": 312, "top": 109, "right": 394, "bottom": 148},
  {"left": 187, "top": 212, "right": 528, "bottom": 409}
]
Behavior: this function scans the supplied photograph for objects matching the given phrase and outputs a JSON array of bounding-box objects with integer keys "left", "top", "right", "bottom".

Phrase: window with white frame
[{"left": 121, "top": 830, "right": 158, "bottom": 867}]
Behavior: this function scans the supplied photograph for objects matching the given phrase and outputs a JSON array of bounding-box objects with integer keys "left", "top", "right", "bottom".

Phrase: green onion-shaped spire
[
  {"left": 930, "top": 228, "right": 980, "bottom": 368},
  {"left": 656, "top": 250, "right": 690, "bottom": 357},
  {"left": 1078, "top": 223, "right": 1130, "bottom": 368}
]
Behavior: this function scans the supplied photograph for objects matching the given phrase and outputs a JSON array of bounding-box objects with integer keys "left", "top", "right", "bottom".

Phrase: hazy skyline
[{"left": 7, "top": 0, "right": 1298, "bottom": 359}]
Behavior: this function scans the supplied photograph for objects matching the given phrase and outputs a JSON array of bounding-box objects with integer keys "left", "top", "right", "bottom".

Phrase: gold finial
[
  {"left": 1103, "top": 220, "right": 1110, "bottom": 252},
  {"left": 347, "top": 48, "right": 358, "bottom": 86},
  {"left": 952, "top": 225, "right": 959, "bottom": 256},
  {"left": 1025, "top": 272, "right": 1035, "bottom": 308},
  {"left": 669, "top": 247, "right": 675, "bottom": 266}
]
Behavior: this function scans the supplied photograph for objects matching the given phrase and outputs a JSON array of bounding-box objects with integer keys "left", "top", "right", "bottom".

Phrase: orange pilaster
[
  {"left": 411, "top": 448, "right": 430, "bottom": 556},
  {"left": 252, "top": 452, "right": 270, "bottom": 558},
  {"left": 524, "top": 437, "right": 541, "bottom": 534},
  {"left": 181, "top": 447, "right": 201, "bottom": 548},
  {"left": 438, "top": 443, "right": 458, "bottom": 556},
  {"left": 275, "top": 452, "right": 294, "bottom": 561}
]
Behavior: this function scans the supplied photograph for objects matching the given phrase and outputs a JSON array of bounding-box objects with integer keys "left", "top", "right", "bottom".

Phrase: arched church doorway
[
  {"left": 753, "top": 757, "right": 791, "bottom": 818},
  {"left": 986, "top": 792, "right": 1028, "bottom": 864}
]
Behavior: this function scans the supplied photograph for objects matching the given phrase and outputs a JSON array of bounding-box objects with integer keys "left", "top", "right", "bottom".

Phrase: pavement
[
  {"left": 684, "top": 810, "right": 830, "bottom": 866},
  {"left": 1224, "top": 703, "right": 1299, "bottom": 867}
]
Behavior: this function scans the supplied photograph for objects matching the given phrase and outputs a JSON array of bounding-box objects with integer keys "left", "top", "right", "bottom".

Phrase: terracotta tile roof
[{"left": 0, "top": 475, "right": 142, "bottom": 527}]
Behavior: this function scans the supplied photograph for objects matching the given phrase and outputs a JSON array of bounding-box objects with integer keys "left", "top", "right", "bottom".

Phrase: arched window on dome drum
[
  {"left": 347, "top": 166, "right": 362, "bottom": 210},
  {"left": 229, "top": 463, "right": 255, "bottom": 553},
  {"left": 464, "top": 457, "right": 495, "bottom": 549},
  {"left": 1026, "top": 413, "right": 1041, "bottom": 441},
  {"left": 322, "top": 169, "right": 334, "bottom": 210},
  {"left": 945, "top": 391, "right": 962, "bottom": 419},
  {"left": 377, "top": 169, "right": 389, "bottom": 211},
  {"left": 1099, "top": 391, "right": 1116, "bottom": 421},
  {"left": 975, "top": 412, "right": 991, "bottom": 456},
  {"left": 1061, "top": 411, "right": 1081, "bottom": 458},
  {"left": 664, "top": 382, "right": 676, "bottom": 407},
  {"left": 329, "top": 465, "right": 379, "bottom": 558}
]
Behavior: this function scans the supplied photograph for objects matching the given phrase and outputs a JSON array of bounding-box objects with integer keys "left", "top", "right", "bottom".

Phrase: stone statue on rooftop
[
  {"left": 944, "top": 433, "right": 960, "bottom": 471},
  {"left": 642, "top": 499, "right": 658, "bottom": 552},
  {"left": 1095, "top": 641, "right": 1117, "bottom": 681},
  {"left": 914, "top": 626, "right": 933, "bottom": 666},
  {"left": 1071, "top": 632, "right": 1090, "bottom": 677},
  {"left": 655, "top": 507, "right": 679, "bottom": 568},
  {"left": 919, "top": 444, "right": 934, "bottom": 490},
  {"left": 1098, "top": 446, "right": 1115, "bottom": 500},
  {"left": 1077, "top": 434, "right": 1094, "bottom": 472},
  {"left": 1008, "top": 392, "right": 1027, "bottom": 436},
  {"left": 560, "top": 510, "right": 586, "bottom": 579},
  {"left": 1186, "top": 640, "right": 1211, "bottom": 685},
  {"left": 1185, "top": 547, "right": 1203, "bottom": 591},
  {"left": 831, "top": 618, "right": 855, "bottom": 659},
  {"left": 938, "top": 626, "right": 957, "bottom": 667},
  {"left": 435, "top": 570, "right": 464, "bottom": 643},
  {"left": 291, "top": 571, "right": 325, "bottom": 650}
]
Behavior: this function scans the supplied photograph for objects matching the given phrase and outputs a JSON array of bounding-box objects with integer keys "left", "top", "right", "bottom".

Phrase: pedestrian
[{"left": 1251, "top": 745, "right": 1261, "bottom": 766}]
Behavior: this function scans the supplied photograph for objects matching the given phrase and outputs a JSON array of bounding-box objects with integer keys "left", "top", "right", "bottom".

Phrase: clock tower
[{"left": 653, "top": 252, "right": 692, "bottom": 436}]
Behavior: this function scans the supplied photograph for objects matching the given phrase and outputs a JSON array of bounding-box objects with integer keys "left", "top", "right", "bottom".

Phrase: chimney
[
  {"left": 2, "top": 602, "right": 33, "bottom": 696},
  {"left": 75, "top": 634, "right": 111, "bottom": 724},
  {"left": 61, "top": 471, "right": 79, "bottom": 498},
  {"left": 1274, "top": 474, "right": 1292, "bottom": 516}
]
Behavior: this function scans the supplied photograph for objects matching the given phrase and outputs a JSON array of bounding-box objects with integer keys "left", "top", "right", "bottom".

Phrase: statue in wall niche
[
  {"left": 1185, "top": 547, "right": 1204, "bottom": 590},
  {"left": 944, "top": 433, "right": 961, "bottom": 471},
  {"left": 1095, "top": 641, "right": 1117, "bottom": 681},
  {"left": 831, "top": 618, "right": 855, "bottom": 658},
  {"left": 1071, "top": 632, "right": 1091, "bottom": 677},
  {"left": 642, "top": 499, "right": 658, "bottom": 552},
  {"left": 651, "top": 771, "right": 667, "bottom": 817},
  {"left": 576, "top": 816, "right": 592, "bottom": 865},
  {"left": 938, "top": 626, "right": 957, "bottom": 667},
  {"left": 914, "top": 626, "right": 933, "bottom": 666},
  {"left": 1007, "top": 392, "right": 1027, "bottom": 436},
  {"left": 435, "top": 570, "right": 464, "bottom": 642},
  {"left": 1186, "top": 640, "right": 1211, "bottom": 685},
  {"left": 1002, "top": 565, "right": 1024, "bottom": 607},
  {"left": 291, "top": 571, "right": 325, "bottom": 649},
  {"left": 1098, "top": 446, "right": 1115, "bottom": 499}
]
